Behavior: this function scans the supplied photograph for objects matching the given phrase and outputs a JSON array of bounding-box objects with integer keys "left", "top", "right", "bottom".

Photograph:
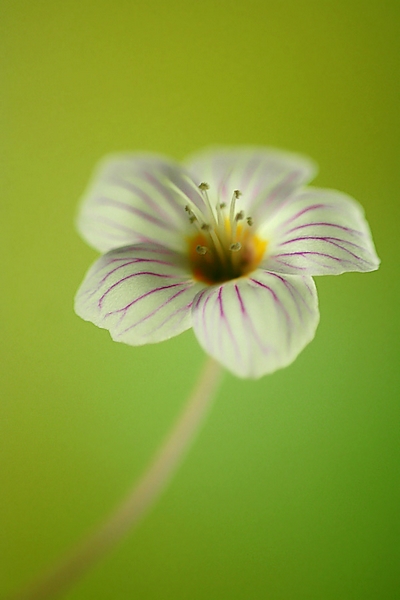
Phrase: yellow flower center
[{"left": 186, "top": 185, "right": 267, "bottom": 285}]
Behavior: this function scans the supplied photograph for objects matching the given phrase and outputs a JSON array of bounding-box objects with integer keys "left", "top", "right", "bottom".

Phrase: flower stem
[{"left": 8, "top": 357, "right": 223, "bottom": 600}]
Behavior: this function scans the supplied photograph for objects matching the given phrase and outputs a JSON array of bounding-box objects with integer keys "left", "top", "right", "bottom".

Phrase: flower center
[{"left": 186, "top": 184, "right": 267, "bottom": 285}]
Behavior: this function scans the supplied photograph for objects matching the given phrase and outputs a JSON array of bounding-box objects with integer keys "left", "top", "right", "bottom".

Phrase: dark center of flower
[{"left": 186, "top": 185, "right": 267, "bottom": 285}]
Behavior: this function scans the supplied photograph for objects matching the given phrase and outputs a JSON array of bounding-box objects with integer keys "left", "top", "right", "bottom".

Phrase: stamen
[
  {"left": 209, "top": 229, "right": 227, "bottom": 266},
  {"left": 201, "top": 218, "right": 227, "bottom": 251},
  {"left": 216, "top": 200, "right": 226, "bottom": 229},
  {"left": 230, "top": 242, "right": 242, "bottom": 251},
  {"left": 184, "top": 204, "right": 209, "bottom": 237},
  {"left": 198, "top": 181, "right": 219, "bottom": 231},
  {"left": 229, "top": 189, "right": 242, "bottom": 224},
  {"left": 229, "top": 190, "right": 243, "bottom": 243},
  {"left": 187, "top": 185, "right": 267, "bottom": 284},
  {"left": 185, "top": 205, "right": 195, "bottom": 218},
  {"left": 173, "top": 181, "right": 203, "bottom": 219},
  {"left": 185, "top": 205, "right": 200, "bottom": 226},
  {"left": 214, "top": 199, "right": 230, "bottom": 247}
]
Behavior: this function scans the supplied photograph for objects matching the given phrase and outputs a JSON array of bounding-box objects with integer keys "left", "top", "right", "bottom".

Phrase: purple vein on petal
[
  {"left": 85, "top": 258, "right": 184, "bottom": 301},
  {"left": 98, "top": 274, "right": 185, "bottom": 309},
  {"left": 143, "top": 170, "right": 192, "bottom": 219},
  {"left": 218, "top": 287, "right": 242, "bottom": 361},
  {"left": 275, "top": 250, "right": 353, "bottom": 263},
  {"left": 144, "top": 299, "right": 195, "bottom": 339},
  {"left": 216, "top": 288, "right": 225, "bottom": 354},
  {"left": 285, "top": 221, "right": 363, "bottom": 236},
  {"left": 234, "top": 284, "right": 270, "bottom": 354},
  {"left": 253, "top": 171, "right": 299, "bottom": 219},
  {"left": 266, "top": 273, "right": 307, "bottom": 320},
  {"left": 116, "top": 287, "right": 192, "bottom": 336},
  {"left": 84, "top": 213, "right": 152, "bottom": 241},
  {"left": 200, "top": 289, "right": 214, "bottom": 350},
  {"left": 83, "top": 261, "right": 140, "bottom": 300},
  {"left": 114, "top": 244, "right": 176, "bottom": 256},
  {"left": 103, "top": 282, "right": 188, "bottom": 321},
  {"left": 303, "top": 279, "right": 316, "bottom": 297},
  {"left": 106, "top": 177, "right": 179, "bottom": 225},
  {"left": 274, "top": 255, "right": 339, "bottom": 272},
  {"left": 194, "top": 288, "right": 207, "bottom": 310},
  {"left": 215, "top": 163, "right": 235, "bottom": 201},
  {"left": 275, "top": 203, "right": 328, "bottom": 230},
  {"left": 279, "top": 236, "right": 372, "bottom": 260},
  {"left": 265, "top": 171, "right": 298, "bottom": 206},
  {"left": 217, "top": 287, "right": 224, "bottom": 317},
  {"left": 97, "top": 197, "right": 176, "bottom": 231},
  {"left": 239, "top": 154, "right": 278, "bottom": 198},
  {"left": 273, "top": 249, "right": 370, "bottom": 272},
  {"left": 239, "top": 155, "right": 263, "bottom": 192},
  {"left": 319, "top": 239, "right": 374, "bottom": 264},
  {"left": 85, "top": 215, "right": 137, "bottom": 235},
  {"left": 249, "top": 277, "right": 292, "bottom": 346},
  {"left": 272, "top": 257, "right": 308, "bottom": 271},
  {"left": 88, "top": 256, "right": 138, "bottom": 277}
]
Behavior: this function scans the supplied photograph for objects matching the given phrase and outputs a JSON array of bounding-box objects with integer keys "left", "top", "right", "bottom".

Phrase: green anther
[{"left": 230, "top": 242, "right": 242, "bottom": 252}]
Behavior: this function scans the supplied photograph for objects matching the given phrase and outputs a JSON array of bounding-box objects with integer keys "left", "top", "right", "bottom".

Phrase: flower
[{"left": 75, "top": 147, "right": 380, "bottom": 378}]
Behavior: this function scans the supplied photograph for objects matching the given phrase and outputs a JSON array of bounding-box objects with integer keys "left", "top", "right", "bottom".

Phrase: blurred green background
[{"left": 2, "top": 0, "right": 399, "bottom": 598}]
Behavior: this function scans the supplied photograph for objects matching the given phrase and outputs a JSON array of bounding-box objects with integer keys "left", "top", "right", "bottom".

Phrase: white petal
[
  {"left": 261, "top": 188, "right": 380, "bottom": 275},
  {"left": 77, "top": 154, "right": 206, "bottom": 253},
  {"left": 185, "top": 146, "right": 317, "bottom": 220},
  {"left": 192, "top": 271, "right": 319, "bottom": 379},
  {"left": 75, "top": 243, "right": 204, "bottom": 345}
]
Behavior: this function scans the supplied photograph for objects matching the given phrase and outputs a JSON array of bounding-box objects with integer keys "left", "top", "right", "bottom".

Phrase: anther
[
  {"left": 219, "top": 202, "right": 226, "bottom": 209},
  {"left": 201, "top": 223, "right": 211, "bottom": 231},
  {"left": 235, "top": 210, "right": 244, "bottom": 222},
  {"left": 189, "top": 216, "right": 197, "bottom": 223},
  {"left": 230, "top": 242, "right": 242, "bottom": 252},
  {"left": 199, "top": 182, "right": 210, "bottom": 191},
  {"left": 246, "top": 217, "right": 253, "bottom": 226},
  {"left": 233, "top": 190, "right": 242, "bottom": 199},
  {"left": 196, "top": 245, "right": 208, "bottom": 255}
]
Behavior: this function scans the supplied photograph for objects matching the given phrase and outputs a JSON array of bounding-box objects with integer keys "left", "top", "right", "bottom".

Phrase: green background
[{"left": 2, "top": 1, "right": 399, "bottom": 598}]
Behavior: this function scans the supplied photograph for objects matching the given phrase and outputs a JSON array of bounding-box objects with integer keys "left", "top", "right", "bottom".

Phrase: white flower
[{"left": 75, "top": 147, "right": 380, "bottom": 378}]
